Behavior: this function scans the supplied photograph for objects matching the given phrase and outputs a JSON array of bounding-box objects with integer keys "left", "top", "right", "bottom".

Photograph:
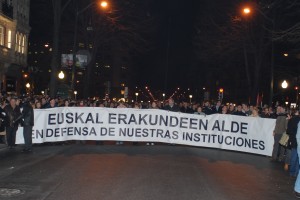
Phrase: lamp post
[
  {"left": 295, "top": 86, "right": 299, "bottom": 108},
  {"left": 74, "top": 90, "right": 78, "bottom": 100},
  {"left": 281, "top": 80, "right": 288, "bottom": 89},
  {"left": 71, "top": 1, "right": 108, "bottom": 93},
  {"left": 242, "top": 5, "right": 275, "bottom": 106},
  {"left": 162, "top": 93, "right": 165, "bottom": 101},
  {"left": 135, "top": 92, "right": 139, "bottom": 102},
  {"left": 58, "top": 71, "right": 65, "bottom": 79},
  {"left": 189, "top": 95, "right": 193, "bottom": 103}
]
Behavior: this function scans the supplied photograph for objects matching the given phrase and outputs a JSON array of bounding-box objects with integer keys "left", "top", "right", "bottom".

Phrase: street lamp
[
  {"left": 135, "top": 92, "right": 139, "bottom": 102},
  {"left": 71, "top": 0, "right": 109, "bottom": 93},
  {"left": 26, "top": 83, "right": 30, "bottom": 88},
  {"left": 241, "top": 5, "right": 275, "bottom": 106},
  {"left": 281, "top": 80, "right": 288, "bottom": 89},
  {"left": 58, "top": 71, "right": 65, "bottom": 79},
  {"left": 162, "top": 93, "right": 165, "bottom": 101},
  {"left": 189, "top": 95, "right": 193, "bottom": 103},
  {"left": 100, "top": 1, "right": 108, "bottom": 8},
  {"left": 243, "top": 7, "right": 251, "bottom": 15},
  {"left": 74, "top": 90, "right": 78, "bottom": 100}
]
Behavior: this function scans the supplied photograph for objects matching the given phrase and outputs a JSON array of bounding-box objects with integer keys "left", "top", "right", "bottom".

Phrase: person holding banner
[
  {"left": 164, "top": 98, "right": 179, "bottom": 112},
  {"left": 21, "top": 99, "right": 34, "bottom": 152},
  {"left": 271, "top": 106, "right": 288, "bottom": 161},
  {"left": 4, "top": 97, "right": 21, "bottom": 149}
]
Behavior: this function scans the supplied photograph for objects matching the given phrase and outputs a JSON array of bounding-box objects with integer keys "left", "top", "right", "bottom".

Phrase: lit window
[
  {"left": 21, "top": 35, "right": 26, "bottom": 54},
  {"left": 0, "top": 26, "right": 4, "bottom": 46},
  {"left": 7, "top": 30, "right": 12, "bottom": 48},
  {"left": 15, "top": 32, "right": 19, "bottom": 52},
  {"left": 18, "top": 33, "right": 22, "bottom": 53}
]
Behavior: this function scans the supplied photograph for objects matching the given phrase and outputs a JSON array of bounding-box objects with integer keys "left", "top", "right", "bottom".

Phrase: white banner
[{"left": 16, "top": 107, "right": 276, "bottom": 156}]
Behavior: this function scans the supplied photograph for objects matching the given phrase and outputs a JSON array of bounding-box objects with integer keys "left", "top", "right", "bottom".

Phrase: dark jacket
[
  {"left": 22, "top": 102, "right": 34, "bottom": 126},
  {"left": 164, "top": 104, "right": 180, "bottom": 112},
  {"left": 0, "top": 107, "right": 7, "bottom": 132},
  {"left": 233, "top": 111, "right": 247, "bottom": 116},
  {"left": 274, "top": 113, "right": 287, "bottom": 135},
  {"left": 286, "top": 115, "right": 300, "bottom": 149},
  {"left": 213, "top": 106, "right": 222, "bottom": 114},
  {"left": 4, "top": 105, "right": 21, "bottom": 128},
  {"left": 203, "top": 106, "right": 214, "bottom": 115},
  {"left": 180, "top": 106, "right": 194, "bottom": 114}
]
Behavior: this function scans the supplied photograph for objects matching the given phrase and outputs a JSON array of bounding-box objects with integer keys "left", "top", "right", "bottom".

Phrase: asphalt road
[{"left": 0, "top": 143, "right": 297, "bottom": 200}]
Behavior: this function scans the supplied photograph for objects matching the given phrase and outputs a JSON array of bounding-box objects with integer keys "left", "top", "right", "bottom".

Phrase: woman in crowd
[
  {"left": 250, "top": 107, "right": 260, "bottom": 117},
  {"left": 221, "top": 106, "right": 228, "bottom": 114},
  {"left": 194, "top": 106, "right": 206, "bottom": 116}
]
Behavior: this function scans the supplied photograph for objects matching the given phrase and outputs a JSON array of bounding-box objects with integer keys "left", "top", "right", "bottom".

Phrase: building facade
[{"left": 0, "top": 0, "right": 30, "bottom": 94}]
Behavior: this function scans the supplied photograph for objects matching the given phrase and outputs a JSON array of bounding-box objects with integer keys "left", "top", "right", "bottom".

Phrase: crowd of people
[{"left": 0, "top": 94, "right": 299, "bottom": 197}]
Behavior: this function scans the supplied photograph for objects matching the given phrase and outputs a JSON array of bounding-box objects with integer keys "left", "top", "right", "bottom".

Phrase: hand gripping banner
[{"left": 16, "top": 107, "right": 276, "bottom": 156}]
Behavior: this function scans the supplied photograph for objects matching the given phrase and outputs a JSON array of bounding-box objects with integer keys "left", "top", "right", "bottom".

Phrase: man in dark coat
[
  {"left": 164, "top": 98, "right": 179, "bottom": 112},
  {"left": 0, "top": 106, "right": 7, "bottom": 143},
  {"left": 4, "top": 97, "right": 21, "bottom": 148},
  {"left": 21, "top": 99, "right": 34, "bottom": 152},
  {"left": 212, "top": 100, "right": 223, "bottom": 114},
  {"left": 203, "top": 101, "right": 214, "bottom": 115},
  {"left": 286, "top": 111, "right": 300, "bottom": 176}
]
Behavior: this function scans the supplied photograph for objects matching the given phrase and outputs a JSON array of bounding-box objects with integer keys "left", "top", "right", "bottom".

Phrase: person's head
[
  {"left": 237, "top": 104, "right": 242, "bottom": 112},
  {"left": 79, "top": 100, "right": 84, "bottom": 107},
  {"left": 10, "top": 98, "right": 17, "bottom": 108},
  {"left": 222, "top": 105, "right": 228, "bottom": 114},
  {"left": 151, "top": 101, "right": 157, "bottom": 108},
  {"left": 99, "top": 103, "right": 104, "bottom": 107},
  {"left": 35, "top": 101, "right": 42, "bottom": 109},
  {"left": 216, "top": 100, "right": 221, "bottom": 107},
  {"left": 269, "top": 107, "right": 273, "bottom": 113},
  {"left": 252, "top": 107, "right": 259, "bottom": 117},
  {"left": 49, "top": 98, "right": 55, "bottom": 107},
  {"left": 41, "top": 97, "right": 47, "bottom": 105},
  {"left": 197, "top": 106, "right": 202, "bottom": 113},
  {"left": 168, "top": 98, "right": 174, "bottom": 106},
  {"left": 242, "top": 103, "right": 248, "bottom": 111},
  {"left": 276, "top": 106, "right": 280, "bottom": 114},
  {"left": 264, "top": 107, "right": 269, "bottom": 114},
  {"left": 204, "top": 101, "right": 210, "bottom": 107},
  {"left": 249, "top": 105, "right": 254, "bottom": 111},
  {"left": 64, "top": 99, "right": 69, "bottom": 107},
  {"left": 229, "top": 104, "right": 235, "bottom": 111},
  {"left": 134, "top": 103, "right": 140, "bottom": 109}
]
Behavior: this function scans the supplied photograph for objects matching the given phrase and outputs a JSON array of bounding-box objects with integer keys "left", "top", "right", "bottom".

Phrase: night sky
[
  {"left": 29, "top": 0, "right": 200, "bottom": 90},
  {"left": 29, "top": 0, "right": 300, "bottom": 102}
]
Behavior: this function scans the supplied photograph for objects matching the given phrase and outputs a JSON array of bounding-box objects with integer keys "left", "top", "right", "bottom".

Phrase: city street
[{"left": 0, "top": 143, "right": 296, "bottom": 200}]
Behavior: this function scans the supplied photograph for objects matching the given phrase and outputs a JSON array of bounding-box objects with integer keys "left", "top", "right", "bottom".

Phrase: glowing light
[
  {"left": 243, "top": 7, "right": 251, "bottom": 14},
  {"left": 58, "top": 71, "right": 65, "bottom": 79},
  {"left": 100, "top": 1, "right": 108, "bottom": 8},
  {"left": 281, "top": 80, "right": 288, "bottom": 89}
]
